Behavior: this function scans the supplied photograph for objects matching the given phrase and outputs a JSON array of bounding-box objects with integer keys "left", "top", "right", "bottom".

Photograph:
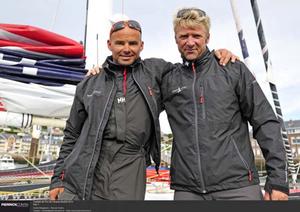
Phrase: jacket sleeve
[
  {"left": 144, "top": 58, "right": 174, "bottom": 83},
  {"left": 50, "top": 84, "right": 87, "bottom": 190},
  {"left": 144, "top": 58, "right": 174, "bottom": 112},
  {"left": 236, "top": 62, "right": 289, "bottom": 195}
]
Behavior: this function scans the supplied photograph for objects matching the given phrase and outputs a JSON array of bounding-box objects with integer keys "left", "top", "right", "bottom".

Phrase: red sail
[{"left": 0, "top": 23, "right": 84, "bottom": 58}]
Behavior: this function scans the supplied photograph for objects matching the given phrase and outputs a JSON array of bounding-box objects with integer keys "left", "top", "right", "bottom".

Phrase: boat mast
[
  {"left": 249, "top": 0, "right": 297, "bottom": 183},
  {"left": 84, "top": 0, "right": 113, "bottom": 69},
  {"left": 83, "top": 0, "right": 89, "bottom": 53}
]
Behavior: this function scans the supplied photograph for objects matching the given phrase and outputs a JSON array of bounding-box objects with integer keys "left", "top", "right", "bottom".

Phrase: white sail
[
  {"left": 0, "top": 78, "right": 75, "bottom": 118},
  {"left": 0, "top": 111, "right": 66, "bottom": 128},
  {"left": 85, "top": 0, "right": 113, "bottom": 68}
]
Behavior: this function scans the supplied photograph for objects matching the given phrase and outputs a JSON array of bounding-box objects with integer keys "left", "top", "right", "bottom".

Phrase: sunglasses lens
[
  {"left": 128, "top": 20, "right": 141, "bottom": 32},
  {"left": 177, "top": 9, "right": 187, "bottom": 17},
  {"left": 112, "top": 21, "right": 125, "bottom": 32},
  {"left": 177, "top": 8, "right": 206, "bottom": 18},
  {"left": 110, "top": 20, "right": 142, "bottom": 35}
]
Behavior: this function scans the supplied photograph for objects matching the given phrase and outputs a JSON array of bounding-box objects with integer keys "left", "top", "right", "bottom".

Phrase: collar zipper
[{"left": 123, "top": 67, "right": 127, "bottom": 96}]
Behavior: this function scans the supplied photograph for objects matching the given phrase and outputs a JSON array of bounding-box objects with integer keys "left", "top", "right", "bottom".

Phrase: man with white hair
[{"left": 161, "top": 7, "right": 289, "bottom": 200}]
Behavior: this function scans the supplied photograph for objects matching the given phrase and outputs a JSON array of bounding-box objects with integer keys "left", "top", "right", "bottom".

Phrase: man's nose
[
  {"left": 123, "top": 43, "right": 130, "bottom": 52},
  {"left": 186, "top": 37, "right": 195, "bottom": 46}
]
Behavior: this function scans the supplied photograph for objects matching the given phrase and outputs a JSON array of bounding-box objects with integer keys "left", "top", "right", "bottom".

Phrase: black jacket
[
  {"left": 50, "top": 57, "right": 172, "bottom": 199},
  {"left": 161, "top": 49, "right": 289, "bottom": 194}
]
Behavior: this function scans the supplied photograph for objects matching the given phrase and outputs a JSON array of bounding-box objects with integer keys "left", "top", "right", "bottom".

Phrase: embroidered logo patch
[
  {"left": 171, "top": 86, "right": 187, "bottom": 94},
  {"left": 117, "top": 97, "right": 126, "bottom": 104}
]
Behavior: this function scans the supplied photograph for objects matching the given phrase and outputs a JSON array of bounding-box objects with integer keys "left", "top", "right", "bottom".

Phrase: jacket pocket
[
  {"left": 170, "top": 145, "right": 177, "bottom": 182},
  {"left": 231, "top": 137, "right": 253, "bottom": 181},
  {"left": 58, "top": 188, "right": 78, "bottom": 200},
  {"left": 205, "top": 75, "right": 236, "bottom": 122},
  {"left": 85, "top": 90, "right": 104, "bottom": 110}
]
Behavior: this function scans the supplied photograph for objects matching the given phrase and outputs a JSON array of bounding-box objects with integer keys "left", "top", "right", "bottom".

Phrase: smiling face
[
  {"left": 107, "top": 26, "right": 144, "bottom": 66},
  {"left": 175, "top": 24, "right": 209, "bottom": 61}
]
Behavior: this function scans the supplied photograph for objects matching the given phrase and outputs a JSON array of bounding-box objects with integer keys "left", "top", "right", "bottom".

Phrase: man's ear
[
  {"left": 206, "top": 33, "right": 210, "bottom": 44},
  {"left": 140, "top": 41, "right": 144, "bottom": 51},
  {"left": 107, "top": 39, "right": 112, "bottom": 50},
  {"left": 175, "top": 35, "right": 179, "bottom": 44}
]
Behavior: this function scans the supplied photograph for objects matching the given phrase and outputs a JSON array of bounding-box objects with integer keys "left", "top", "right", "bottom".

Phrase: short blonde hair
[{"left": 173, "top": 8, "right": 211, "bottom": 34}]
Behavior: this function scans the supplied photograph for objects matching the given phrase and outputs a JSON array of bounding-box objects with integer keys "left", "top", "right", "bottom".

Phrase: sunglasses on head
[
  {"left": 110, "top": 20, "right": 142, "bottom": 35},
  {"left": 176, "top": 8, "right": 206, "bottom": 18}
]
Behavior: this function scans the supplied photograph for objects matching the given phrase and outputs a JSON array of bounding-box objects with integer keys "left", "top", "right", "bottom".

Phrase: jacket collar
[
  {"left": 182, "top": 47, "right": 212, "bottom": 68},
  {"left": 102, "top": 56, "right": 142, "bottom": 75}
]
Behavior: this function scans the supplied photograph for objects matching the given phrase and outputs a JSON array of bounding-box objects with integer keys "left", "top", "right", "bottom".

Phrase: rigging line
[
  {"left": 250, "top": 0, "right": 297, "bottom": 178},
  {"left": 122, "top": 0, "right": 125, "bottom": 15},
  {"left": 83, "top": 0, "right": 89, "bottom": 53},
  {"left": 50, "top": 0, "right": 62, "bottom": 31},
  {"left": 96, "top": 33, "right": 99, "bottom": 66},
  {"left": 20, "top": 154, "right": 50, "bottom": 179}
]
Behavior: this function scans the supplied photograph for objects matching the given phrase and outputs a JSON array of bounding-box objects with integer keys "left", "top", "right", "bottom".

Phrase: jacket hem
[{"left": 170, "top": 179, "right": 260, "bottom": 194}]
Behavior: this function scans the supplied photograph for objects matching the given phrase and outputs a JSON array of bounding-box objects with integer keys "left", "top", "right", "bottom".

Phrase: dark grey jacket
[
  {"left": 50, "top": 57, "right": 172, "bottom": 199},
  {"left": 162, "top": 49, "right": 289, "bottom": 194}
]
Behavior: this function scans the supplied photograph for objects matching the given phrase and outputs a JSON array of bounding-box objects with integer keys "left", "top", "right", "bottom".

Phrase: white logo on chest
[
  {"left": 172, "top": 86, "right": 187, "bottom": 94},
  {"left": 117, "top": 97, "right": 126, "bottom": 104}
]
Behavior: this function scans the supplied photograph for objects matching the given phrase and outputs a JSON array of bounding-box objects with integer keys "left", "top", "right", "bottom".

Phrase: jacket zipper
[
  {"left": 132, "top": 72, "right": 159, "bottom": 173},
  {"left": 232, "top": 138, "right": 253, "bottom": 181},
  {"left": 191, "top": 63, "right": 206, "bottom": 193},
  {"left": 82, "top": 81, "right": 115, "bottom": 200},
  {"left": 123, "top": 67, "right": 127, "bottom": 96}
]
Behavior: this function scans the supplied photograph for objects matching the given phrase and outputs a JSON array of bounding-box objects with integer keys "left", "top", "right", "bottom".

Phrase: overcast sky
[{"left": 1, "top": 0, "right": 299, "bottom": 133}]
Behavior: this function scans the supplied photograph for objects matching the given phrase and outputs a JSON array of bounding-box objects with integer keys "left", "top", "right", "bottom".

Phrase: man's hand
[
  {"left": 264, "top": 189, "right": 288, "bottom": 201},
  {"left": 214, "top": 49, "right": 240, "bottom": 66},
  {"left": 86, "top": 66, "right": 101, "bottom": 76},
  {"left": 49, "top": 187, "right": 64, "bottom": 200}
]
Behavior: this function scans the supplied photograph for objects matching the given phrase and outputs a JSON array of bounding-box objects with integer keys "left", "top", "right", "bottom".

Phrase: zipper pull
[
  {"left": 192, "top": 62, "right": 196, "bottom": 73},
  {"left": 199, "top": 86, "right": 205, "bottom": 104},
  {"left": 199, "top": 96, "right": 205, "bottom": 104},
  {"left": 148, "top": 86, "right": 153, "bottom": 96},
  {"left": 248, "top": 170, "right": 253, "bottom": 182},
  {"left": 60, "top": 170, "right": 65, "bottom": 180}
]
